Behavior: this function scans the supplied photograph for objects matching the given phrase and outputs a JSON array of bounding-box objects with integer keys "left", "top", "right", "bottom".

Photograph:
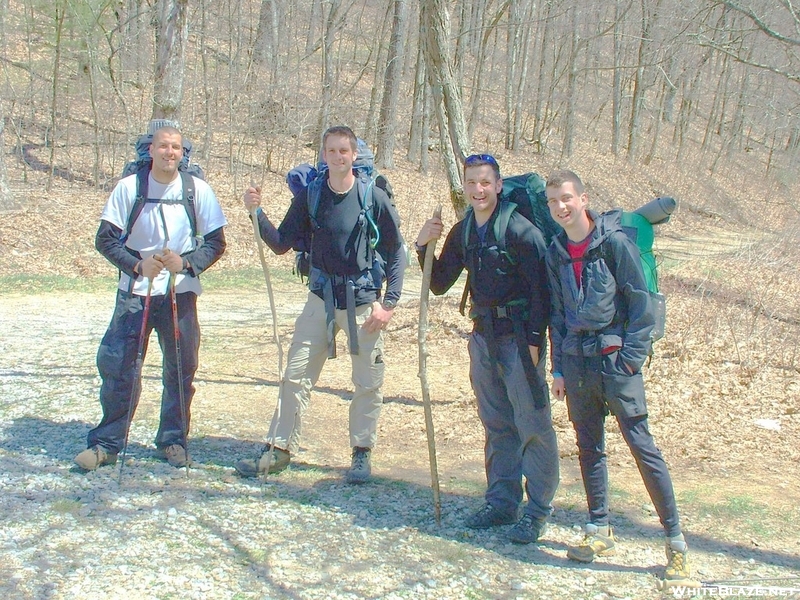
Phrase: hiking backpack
[
  {"left": 458, "top": 172, "right": 557, "bottom": 315},
  {"left": 459, "top": 171, "right": 675, "bottom": 341},
  {"left": 285, "top": 138, "right": 395, "bottom": 280},
  {"left": 120, "top": 130, "right": 205, "bottom": 243}
]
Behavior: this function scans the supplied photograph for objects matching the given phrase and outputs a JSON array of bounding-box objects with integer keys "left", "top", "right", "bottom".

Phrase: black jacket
[{"left": 418, "top": 200, "right": 549, "bottom": 347}]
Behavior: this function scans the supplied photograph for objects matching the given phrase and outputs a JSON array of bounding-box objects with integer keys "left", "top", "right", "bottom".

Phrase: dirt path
[{"left": 1, "top": 270, "right": 799, "bottom": 598}]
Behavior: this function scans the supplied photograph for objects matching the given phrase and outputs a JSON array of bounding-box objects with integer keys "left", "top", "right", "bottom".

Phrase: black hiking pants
[
  {"left": 562, "top": 353, "right": 681, "bottom": 538},
  {"left": 87, "top": 289, "right": 200, "bottom": 453}
]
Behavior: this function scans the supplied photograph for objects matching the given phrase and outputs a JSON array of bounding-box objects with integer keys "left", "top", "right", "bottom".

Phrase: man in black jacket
[
  {"left": 236, "top": 126, "right": 405, "bottom": 484},
  {"left": 75, "top": 125, "right": 227, "bottom": 471},
  {"left": 415, "top": 154, "right": 559, "bottom": 544}
]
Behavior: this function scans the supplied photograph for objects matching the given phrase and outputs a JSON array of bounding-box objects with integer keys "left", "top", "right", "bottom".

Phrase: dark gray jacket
[{"left": 546, "top": 209, "right": 654, "bottom": 375}]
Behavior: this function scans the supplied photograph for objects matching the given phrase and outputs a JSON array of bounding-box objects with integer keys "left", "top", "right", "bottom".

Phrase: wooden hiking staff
[
  {"left": 249, "top": 183, "right": 284, "bottom": 476},
  {"left": 418, "top": 205, "right": 443, "bottom": 525}
]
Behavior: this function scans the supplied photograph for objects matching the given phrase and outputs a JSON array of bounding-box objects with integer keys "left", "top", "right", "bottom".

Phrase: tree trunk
[
  {"left": 376, "top": 0, "right": 408, "bottom": 168},
  {"left": 562, "top": 6, "right": 579, "bottom": 159},
  {"left": 0, "top": 111, "right": 17, "bottom": 213},
  {"left": 254, "top": 0, "right": 281, "bottom": 83},
  {"left": 152, "top": 0, "right": 188, "bottom": 122},
  {"left": 47, "top": 1, "right": 66, "bottom": 192},
  {"left": 365, "top": 3, "right": 393, "bottom": 142},
  {"left": 467, "top": 0, "right": 510, "bottom": 141},
  {"left": 611, "top": 0, "right": 623, "bottom": 156},
  {"left": 408, "top": 39, "right": 426, "bottom": 163},
  {"left": 421, "top": 0, "right": 470, "bottom": 176},
  {"left": 318, "top": 0, "right": 341, "bottom": 137},
  {"left": 430, "top": 80, "right": 465, "bottom": 215}
]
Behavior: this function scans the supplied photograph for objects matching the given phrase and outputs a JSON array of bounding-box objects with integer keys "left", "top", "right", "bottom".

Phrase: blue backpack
[{"left": 286, "top": 138, "right": 394, "bottom": 280}]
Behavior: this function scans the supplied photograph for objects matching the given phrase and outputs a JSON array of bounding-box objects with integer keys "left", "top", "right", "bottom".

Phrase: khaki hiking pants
[{"left": 267, "top": 292, "right": 385, "bottom": 454}]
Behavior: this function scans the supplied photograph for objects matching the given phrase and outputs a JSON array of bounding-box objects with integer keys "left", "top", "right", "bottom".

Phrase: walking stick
[
  {"left": 249, "top": 185, "right": 284, "bottom": 481},
  {"left": 418, "top": 205, "right": 443, "bottom": 524},
  {"left": 118, "top": 279, "right": 153, "bottom": 485}
]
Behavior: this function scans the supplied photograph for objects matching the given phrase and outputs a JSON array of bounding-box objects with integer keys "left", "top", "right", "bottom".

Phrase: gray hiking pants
[{"left": 469, "top": 331, "right": 560, "bottom": 520}]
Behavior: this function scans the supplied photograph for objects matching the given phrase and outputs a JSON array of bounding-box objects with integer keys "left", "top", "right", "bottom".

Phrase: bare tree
[
  {"left": 46, "top": 0, "right": 66, "bottom": 191},
  {"left": 703, "top": 1, "right": 800, "bottom": 84},
  {"left": 421, "top": 0, "right": 471, "bottom": 212},
  {"left": 153, "top": 0, "right": 188, "bottom": 121},
  {"left": 375, "top": 0, "right": 408, "bottom": 168},
  {"left": 253, "top": 0, "right": 282, "bottom": 82},
  {"left": 408, "top": 40, "right": 427, "bottom": 164},
  {"left": 318, "top": 0, "right": 341, "bottom": 136}
]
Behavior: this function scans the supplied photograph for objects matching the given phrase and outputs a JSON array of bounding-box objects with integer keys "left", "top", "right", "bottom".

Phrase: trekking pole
[
  {"left": 168, "top": 270, "right": 190, "bottom": 477},
  {"left": 418, "top": 205, "right": 443, "bottom": 525},
  {"left": 249, "top": 181, "right": 284, "bottom": 481},
  {"left": 118, "top": 279, "right": 153, "bottom": 485},
  {"left": 158, "top": 204, "right": 190, "bottom": 477}
]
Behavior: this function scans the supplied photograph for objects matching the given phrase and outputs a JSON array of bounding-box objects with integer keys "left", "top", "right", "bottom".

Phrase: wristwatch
[{"left": 381, "top": 298, "right": 397, "bottom": 310}]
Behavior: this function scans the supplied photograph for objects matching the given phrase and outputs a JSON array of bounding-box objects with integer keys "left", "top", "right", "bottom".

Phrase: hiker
[
  {"left": 75, "top": 125, "right": 227, "bottom": 471},
  {"left": 544, "top": 169, "right": 690, "bottom": 583},
  {"left": 415, "top": 154, "right": 559, "bottom": 544},
  {"left": 235, "top": 125, "right": 405, "bottom": 484}
]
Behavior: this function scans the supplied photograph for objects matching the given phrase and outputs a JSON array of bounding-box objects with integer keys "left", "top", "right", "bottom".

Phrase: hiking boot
[
  {"left": 567, "top": 524, "right": 616, "bottom": 562},
  {"left": 346, "top": 447, "right": 372, "bottom": 484},
  {"left": 663, "top": 535, "right": 691, "bottom": 585},
  {"left": 160, "top": 444, "right": 190, "bottom": 468},
  {"left": 234, "top": 445, "right": 291, "bottom": 478},
  {"left": 74, "top": 446, "right": 118, "bottom": 471},
  {"left": 508, "top": 514, "right": 548, "bottom": 544},
  {"left": 465, "top": 503, "right": 517, "bottom": 529}
]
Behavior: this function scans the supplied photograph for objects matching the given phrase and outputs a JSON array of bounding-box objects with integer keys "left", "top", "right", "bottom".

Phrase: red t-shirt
[
  {"left": 566, "top": 237, "right": 591, "bottom": 287},
  {"left": 568, "top": 235, "right": 621, "bottom": 355}
]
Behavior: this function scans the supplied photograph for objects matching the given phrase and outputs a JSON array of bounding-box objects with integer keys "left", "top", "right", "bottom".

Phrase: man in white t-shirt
[{"left": 75, "top": 126, "right": 227, "bottom": 471}]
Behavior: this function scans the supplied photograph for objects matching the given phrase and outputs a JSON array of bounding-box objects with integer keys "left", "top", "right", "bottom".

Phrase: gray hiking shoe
[
  {"left": 346, "top": 447, "right": 371, "bottom": 484},
  {"left": 465, "top": 503, "right": 517, "bottom": 529},
  {"left": 509, "top": 514, "right": 548, "bottom": 544},
  {"left": 159, "top": 444, "right": 190, "bottom": 468},
  {"left": 234, "top": 445, "right": 291, "bottom": 478},
  {"left": 74, "top": 446, "right": 118, "bottom": 471}
]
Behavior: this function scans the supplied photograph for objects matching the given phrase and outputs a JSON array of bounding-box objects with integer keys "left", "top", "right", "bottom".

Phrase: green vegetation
[
  {"left": 0, "top": 267, "right": 299, "bottom": 296},
  {"left": 0, "top": 274, "right": 116, "bottom": 295}
]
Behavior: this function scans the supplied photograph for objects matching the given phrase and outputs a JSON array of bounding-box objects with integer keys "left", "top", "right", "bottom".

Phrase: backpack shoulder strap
[
  {"left": 179, "top": 170, "right": 198, "bottom": 237},
  {"left": 459, "top": 210, "right": 477, "bottom": 316},
  {"left": 306, "top": 175, "right": 325, "bottom": 229},
  {"left": 358, "top": 177, "right": 380, "bottom": 251},
  {"left": 123, "top": 168, "right": 150, "bottom": 242},
  {"left": 125, "top": 169, "right": 199, "bottom": 241},
  {"left": 492, "top": 201, "right": 517, "bottom": 253}
]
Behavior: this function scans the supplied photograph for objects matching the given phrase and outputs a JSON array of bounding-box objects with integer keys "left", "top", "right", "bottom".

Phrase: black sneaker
[
  {"left": 346, "top": 447, "right": 371, "bottom": 484},
  {"left": 508, "top": 514, "right": 548, "bottom": 544},
  {"left": 465, "top": 503, "right": 517, "bottom": 529}
]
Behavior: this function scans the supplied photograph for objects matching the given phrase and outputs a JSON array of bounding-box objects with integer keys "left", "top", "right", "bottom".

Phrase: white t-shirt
[{"left": 101, "top": 172, "right": 227, "bottom": 297}]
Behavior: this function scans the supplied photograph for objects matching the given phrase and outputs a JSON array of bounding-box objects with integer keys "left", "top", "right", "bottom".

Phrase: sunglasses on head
[{"left": 465, "top": 153, "right": 498, "bottom": 166}]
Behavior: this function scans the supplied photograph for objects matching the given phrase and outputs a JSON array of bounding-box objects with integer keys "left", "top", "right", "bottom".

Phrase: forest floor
[{"left": 1, "top": 154, "right": 799, "bottom": 598}]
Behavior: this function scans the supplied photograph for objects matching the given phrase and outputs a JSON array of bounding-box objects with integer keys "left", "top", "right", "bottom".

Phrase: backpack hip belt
[
  {"left": 469, "top": 300, "right": 529, "bottom": 322},
  {"left": 478, "top": 304, "right": 547, "bottom": 410},
  {"left": 309, "top": 267, "right": 373, "bottom": 358}
]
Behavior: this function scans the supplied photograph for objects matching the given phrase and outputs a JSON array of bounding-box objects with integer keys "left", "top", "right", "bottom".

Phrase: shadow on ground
[{"left": 1, "top": 415, "right": 798, "bottom": 583}]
